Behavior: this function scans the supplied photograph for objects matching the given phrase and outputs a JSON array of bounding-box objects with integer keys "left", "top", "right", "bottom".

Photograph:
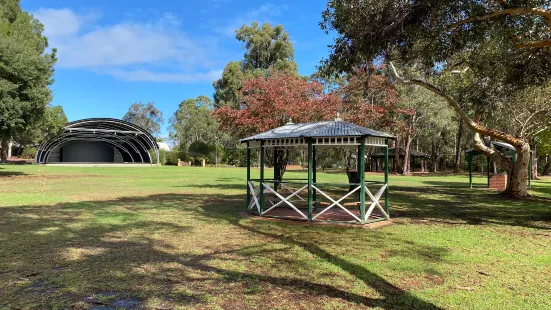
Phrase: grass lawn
[{"left": 0, "top": 165, "right": 550, "bottom": 309}]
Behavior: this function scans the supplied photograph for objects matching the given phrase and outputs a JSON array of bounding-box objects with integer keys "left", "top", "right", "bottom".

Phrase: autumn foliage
[
  {"left": 214, "top": 73, "right": 342, "bottom": 137},
  {"left": 339, "top": 67, "right": 403, "bottom": 133}
]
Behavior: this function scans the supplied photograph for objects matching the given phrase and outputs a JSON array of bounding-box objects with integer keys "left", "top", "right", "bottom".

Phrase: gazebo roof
[
  {"left": 466, "top": 141, "right": 517, "bottom": 156},
  {"left": 240, "top": 119, "right": 395, "bottom": 142}
]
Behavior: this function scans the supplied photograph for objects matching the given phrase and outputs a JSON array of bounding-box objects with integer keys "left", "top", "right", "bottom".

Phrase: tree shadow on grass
[
  {"left": 390, "top": 183, "right": 551, "bottom": 230},
  {"left": 0, "top": 192, "right": 446, "bottom": 309},
  {"left": 2, "top": 175, "right": 551, "bottom": 308},
  {"left": 0, "top": 166, "right": 27, "bottom": 177}
]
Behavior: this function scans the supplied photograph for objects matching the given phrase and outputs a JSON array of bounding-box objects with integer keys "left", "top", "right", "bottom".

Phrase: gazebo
[
  {"left": 466, "top": 141, "right": 532, "bottom": 189},
  {"left": 369, "top": 146, "right": 429, "bottom": 173},
  {"left": 241, "top": 118, "right": 395, "bottom": 224}
]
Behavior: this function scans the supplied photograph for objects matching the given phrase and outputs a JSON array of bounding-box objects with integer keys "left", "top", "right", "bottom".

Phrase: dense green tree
[
  {"left": 213, "top": 22, "right": 298, "bottom": 109},
  {"left": 321, "top": 0, "right": 551, "bottom": 196},
  {"left": 0, "top": 0, "right": 57, "bottom": 162},
  {"left": 15, "top": 105, "right": 67, "bottom": 145},
  {"left": 122, "top": 102, "right": 163, "bottom": 137},
  {"left": 169, "top": 96, "right": 219, "bottom": 148},
  {"left": 236, "top": 22, "right": 296, "bottom": 72}
]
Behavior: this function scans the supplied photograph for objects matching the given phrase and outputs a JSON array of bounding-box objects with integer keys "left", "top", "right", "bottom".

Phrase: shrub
[{"left": 21, "top": 147, "right": 37, "bottom": 159}]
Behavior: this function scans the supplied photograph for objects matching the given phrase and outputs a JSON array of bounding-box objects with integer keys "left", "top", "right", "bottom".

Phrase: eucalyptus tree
[
  {"left": 213, "top": 22, "right": 298, "bottom": 109},
  {"left": 122, "top": 102, "right": 163, "bottom": 137},
  {"left": 169, "top": 96, "right": 219, "bottom": 149},
  {"left": 0, "top": 0, "right": 57, "bottom": 162},
  {"left": 321, "top": 0, "right": 551, "bottom": 196}
]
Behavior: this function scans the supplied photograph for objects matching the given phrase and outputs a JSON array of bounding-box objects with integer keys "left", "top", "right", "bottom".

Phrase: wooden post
[{"left": 359, "top": 138, "right": 366, "bottom": 222}]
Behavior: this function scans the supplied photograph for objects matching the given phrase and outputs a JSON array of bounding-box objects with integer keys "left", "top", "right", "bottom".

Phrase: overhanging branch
[
  {"left": 449, "top": 7, "right": 551, "bottom": 49},
  {"left": 389, "top": 62, "right": 524, "bottom": 147},
  {"left": 449, "top": 7, "right": 551, "bottom": 28}
]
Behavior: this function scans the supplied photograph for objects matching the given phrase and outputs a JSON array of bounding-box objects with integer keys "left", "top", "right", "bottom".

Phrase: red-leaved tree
[
  {"left": 214, "top": 73, "right": 342, "bottom": 179},
  {"left": 214, "top": 73, "right": 342, "bottom": 138}
]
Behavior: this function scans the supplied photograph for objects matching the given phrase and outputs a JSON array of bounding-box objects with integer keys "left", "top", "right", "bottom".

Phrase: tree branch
[
  {"left": 450, "top": 7, "right": 551, "bottom": 49},
  {"left": 389, "top": 62, "right": 525, "bottom": 147},
  {"left": 450, "top": 7, "right": 551, "bottom": 28}
]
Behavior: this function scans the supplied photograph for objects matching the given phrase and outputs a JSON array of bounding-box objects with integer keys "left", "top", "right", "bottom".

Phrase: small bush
[{"left": 21, "top": 147, "right": 37, "bottom": 159}]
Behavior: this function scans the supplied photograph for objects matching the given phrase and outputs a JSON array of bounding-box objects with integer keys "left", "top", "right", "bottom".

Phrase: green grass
[{"left": 0, "top": 165, "right": 550, "bottom": 309}]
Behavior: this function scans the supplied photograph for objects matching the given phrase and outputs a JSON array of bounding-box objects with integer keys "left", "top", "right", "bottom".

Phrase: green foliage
[
  {"left": 15, "top": 105, "right": 67, "bottom": 145},
  {"left": 20, "top": 146, "right": 36, "bottom": 159},
  {"left": 169, "top": 96, "right": 219, "bottom": 148},
  {"left": 122, "top": 102, "right": 163, "bottom": 136},
  {"left": 536, "top": 129, "right": 551, "bottom": 156},
  {"left": 0, "top": 0, "right": 56, "bottom": 151},
  {"left": 188, "top": 140, "right": 214, "bottom": 159},
  {"left": 236, "top": 22, "right": 296, "bottom": 72},
  {"left": 222, "top": 146, "right": 247, "bottom": 167},
  {"left": 213, "top": 22, "right": 298, "bottom": 109}
]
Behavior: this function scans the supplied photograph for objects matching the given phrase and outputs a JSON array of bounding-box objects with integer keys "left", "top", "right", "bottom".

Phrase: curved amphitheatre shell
[{"left": 35, "top": 118, "right": 159, "bottom": 164}]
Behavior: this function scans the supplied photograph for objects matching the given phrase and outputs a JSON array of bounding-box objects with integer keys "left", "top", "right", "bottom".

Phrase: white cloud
[
  {"left": 33, "top": 8, "right": 87, "bottom": 38},
  {"left": 33, "top": 8, "right": 222, "bottom": 83},
  {"left": 107, "top": 69, "right": 223, "bottom": 82},
  {"left": 215, "top": 3, "right": 287, "bottom": 36}
]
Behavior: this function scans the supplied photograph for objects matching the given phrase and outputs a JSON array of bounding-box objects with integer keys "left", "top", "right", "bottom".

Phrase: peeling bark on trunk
[
  {"left": 506, "top": 144, "right": 530, "bottom": 196},
  {"left": 0, "top": 139, "right": 8, "bottom": 163}
]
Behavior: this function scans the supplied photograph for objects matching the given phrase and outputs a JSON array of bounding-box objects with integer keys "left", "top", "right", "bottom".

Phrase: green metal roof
[{"left": 241, "top": 119, "right": 395, "bottom": 142}]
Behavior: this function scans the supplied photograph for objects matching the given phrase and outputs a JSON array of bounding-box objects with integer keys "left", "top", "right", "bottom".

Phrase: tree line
[{"left": 2, "top": 0, "right": 551, "bottom": 198}]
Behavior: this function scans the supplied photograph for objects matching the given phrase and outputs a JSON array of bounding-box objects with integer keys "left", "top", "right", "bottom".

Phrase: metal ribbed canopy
[
  {"left": 35, "top": 118, "right": 159, "bottom": 164},
  {"left": 241, "top": 120, "right": 395, "bottom": 142}
]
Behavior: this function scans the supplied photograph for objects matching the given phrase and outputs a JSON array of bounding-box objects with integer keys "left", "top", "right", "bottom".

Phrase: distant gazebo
[
  {"left": 369, "top": 146, "right": 429, "bottom": 173},
  {"left": 466, "top": 141, "right": 532, "bottom": 189},
  {"left": 241, "top": 118, "right": 395, "bottom": 224}
]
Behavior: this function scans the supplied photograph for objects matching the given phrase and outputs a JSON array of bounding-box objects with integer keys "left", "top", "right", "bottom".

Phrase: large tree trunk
[
  {"left": 505, "top": 144, "right": 530, "bottom": 196},
  {"left": 403, "top": 133, "right": 413, "bottom": 175},
  {"left": 0, "top": 139, "right": 8, "bottom": 163},
  {"left": 454, "top": 117, "right": 464, "bottom": 172}
]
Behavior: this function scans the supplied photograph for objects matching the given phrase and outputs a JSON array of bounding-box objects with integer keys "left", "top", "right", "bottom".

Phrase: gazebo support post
[
  {"left": 273, "top": 148, "right": 279, "bottom": 192},
  {"left": 307, "top": 139, "right": 313, "bottom": 221},
  {"left": 246, "top": 143, "right": 251, "bottom": 211},
  {"left": 259, "top": 141, "right": 265, "bottom": 214},
  {"left": 468, "top": 153, "right": 473, "bottom": 189},
  {"left": 313, "top": 146, "right": 317, "bottom": 204},
  {"left": 384, "top": 141, "right": 390, "bottom": 217},
  {"left": 359, "top": 138, "right": 366, "bottom": 222}
]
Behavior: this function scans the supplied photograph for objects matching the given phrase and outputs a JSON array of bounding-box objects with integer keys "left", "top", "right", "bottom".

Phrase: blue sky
[{"left": 21, "top": 0, "right": 334, "bottom": 138}]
